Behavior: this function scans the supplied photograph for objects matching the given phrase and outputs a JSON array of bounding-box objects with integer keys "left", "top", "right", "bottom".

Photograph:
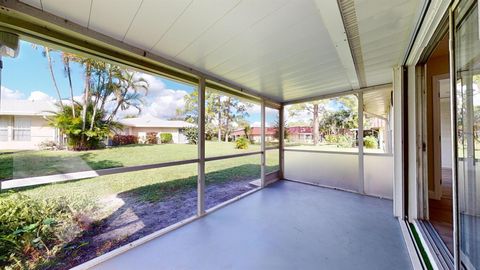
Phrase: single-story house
[
  {"left": 286, "top": 126, "right": 313, "bottom": 143},
  {"left": 231, "top": 125, "right": 315, "bottom": 144},
  {"left": 0, "top": 99, "right": 59, "bottom": 150},
  {"left": 118, "top": 115, "right": 196, "bottom": 144},
  {"left": 230, "top": 125, "right": 276, "bottom": 143}
]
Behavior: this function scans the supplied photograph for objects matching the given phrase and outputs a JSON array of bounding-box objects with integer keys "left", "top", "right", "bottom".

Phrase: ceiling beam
[
  {"left": 283, "top": 83, "right": 392, "bottom": 105},
  {"left": 336, "top": 0, "right": 367, "bottom": 88},
  {"left": 314, "top": 0, "right": 360, "bottom": 90}
]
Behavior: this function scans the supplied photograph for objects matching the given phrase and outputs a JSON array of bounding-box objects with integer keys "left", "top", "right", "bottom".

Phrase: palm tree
[
  {"left": 48, "top": 102, "right": 122, "bottom": 150},
  {"left": 108, "top": 71, "right": 149, "bottom": 122},
  {"left": 61, "top": 52, "right": 79, "bottom": 117},
  {"left": 33, "top": 45, "right": 64, "bottom": 108}
]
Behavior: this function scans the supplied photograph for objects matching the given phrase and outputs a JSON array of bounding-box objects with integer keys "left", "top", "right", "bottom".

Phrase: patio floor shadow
[{"left": 90, "top": 180, "right": 412, "bottom": 270}]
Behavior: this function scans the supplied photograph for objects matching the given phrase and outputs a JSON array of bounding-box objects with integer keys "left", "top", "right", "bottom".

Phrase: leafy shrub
[
  {"left": 337, "top": 135, "right": 353, "bottom": 148},
  {"left": 146, "top": 132, "right": 158, "bottom": 144},
  {"left": 235, "top": 137, "right": 249, "bottom": 149},
  {"left": 48, "top": 103, "right": 122, "bottom": 151},
  {"left": 183, "top": 127, "right": 198, "bottom": 144},
  {"left": 160, "top": 133, "right": 173, "bottom": 144},
  {"left": 324, "top": 134, "right": 338, "bottom": 144},
  {"left": 38, "top": 140, "right": 60, "bottom": 151},
  {"left": 364, "top": 135, "right": 378, "bottom": 149},
  {"left": 0, "top": 193, "right": 87, "bottom": 269},
  {"left": 112, "top": 135, "right": 138, "bottom": 146}
]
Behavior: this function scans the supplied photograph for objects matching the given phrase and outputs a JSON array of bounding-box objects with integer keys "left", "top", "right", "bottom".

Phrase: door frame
[{"left": 430, "top": 73, "right": 451, "bottom": 201}]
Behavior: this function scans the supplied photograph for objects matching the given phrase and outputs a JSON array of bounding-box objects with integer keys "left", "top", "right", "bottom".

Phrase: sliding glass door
[{"left": 454, "top": 1, "right": 480, "bottom": 268}]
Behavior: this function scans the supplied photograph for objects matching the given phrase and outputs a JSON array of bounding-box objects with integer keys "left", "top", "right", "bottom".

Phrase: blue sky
[
  {"left": 2, "top": 41, "right": 195, "bottom": 99},
  {"left": 0, "top": 40, "right": 268, "bottom": 124}
]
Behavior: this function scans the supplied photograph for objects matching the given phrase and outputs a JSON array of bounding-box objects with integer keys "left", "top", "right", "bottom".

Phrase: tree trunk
[
  {"left": 82, "top": 66, "right": 90, "bottom": 130},
  {"left": 312, "top": 103, "right": 319, "bottom": 145},
  {"left": 45, "top": 48, "right": 64, "bottom": 108},
  {"left": 65, "top": 59, "right": 76, "bottom": 117},
  {"left": 90, "top": 97, "right": 98, "bottom": 130},
  {"left": 224, "top": 117, "right": 229, "bottom": 142},
  {"left": 90, "top": 75, "right": 103, "bottom": 130},
  {"left": 109, "top": 101, "right": 122, "bottom": 123},
  {"left": 217, "top": 96, "right": 222, "bottom": 142},
  {"left": 81, "top": 63, "right": 91, "bottom": 148}
]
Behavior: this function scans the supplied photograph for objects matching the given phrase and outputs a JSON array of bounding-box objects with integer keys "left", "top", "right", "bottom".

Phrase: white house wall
[
  {"left": 130, "top": 127, "right": 182, "bottom": 143},
  {"left": 0, "top": 115, "right": 57, "bottom": 150}
]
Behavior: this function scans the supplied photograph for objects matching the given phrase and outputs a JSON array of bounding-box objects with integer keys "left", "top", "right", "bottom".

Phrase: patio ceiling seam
[
  {"left": 121, "top": 0, "right": 144, "bottom": 42},
  {"left": 337, "top": 0, "right": 367, "bottom": 88},
  {"left": 314, "top": 0, "right": 359, "bottom": 90}
]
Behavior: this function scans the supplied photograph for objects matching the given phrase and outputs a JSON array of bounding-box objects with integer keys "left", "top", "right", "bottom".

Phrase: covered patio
[
  {"left": 89, "top": 181, "right": 411, "bottom": 270},
  {"left": 0, "top": 0, "right": 439, "bottom": 269}
]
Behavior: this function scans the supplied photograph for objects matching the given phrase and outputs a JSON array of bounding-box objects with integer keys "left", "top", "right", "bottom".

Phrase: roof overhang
[{"left": 1, "top": 0, "right": 423, "bottom": 103}]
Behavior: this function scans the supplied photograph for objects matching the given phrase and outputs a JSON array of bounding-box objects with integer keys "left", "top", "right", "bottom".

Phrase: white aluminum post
[
  {"left": 197, "top": 77, "right": 206, "bottom": 216},
  {"left": 449, "top": 8, "right": 460, "bottom": 269},
  {"left": 261, "top": 99, "right": 266, "bottom": 187},
  {"left": 393, "top": 66, "right": 405, "bottom": 218},
  {"left": 279, "top": 104, "right": 285, "bottom": 179},
  {"left": 358, "top": 92, "right": 365, "bottom": 194}
]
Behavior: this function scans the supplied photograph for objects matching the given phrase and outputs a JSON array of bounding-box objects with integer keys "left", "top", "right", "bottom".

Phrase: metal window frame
[
  {"left": 449, "top": 6, "right": 460, "bottom": 269},
  {"left": 282, "top": 89, "right": 390, "bottom": 195},
  {"left": 0, "top": 3, "right": 287, "bottom": 269}
]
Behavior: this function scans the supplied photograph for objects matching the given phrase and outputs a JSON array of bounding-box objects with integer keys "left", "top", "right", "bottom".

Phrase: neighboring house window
[
  {"left": 0, "top": 116, "right": 9, "bottom": 141},
  {"left": 13, "top": 117, "right": 31, "bottom": 141}
]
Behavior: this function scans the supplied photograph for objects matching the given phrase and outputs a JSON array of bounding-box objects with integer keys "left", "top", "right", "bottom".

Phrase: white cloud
[
  {"left": 1, "top": 86, "right": 24, "bottom": 100},
  {"left": 110, "top": 75, "right": 189, "bottom": 120},
  {"left": 28, "top": 91, "right": 55, "bottom": 102},
  {"left": 1, "top": 87, "right": 57, "bottom": 105},
  {"left": 0, "top": 74, "right": 190, "bottom": 120},
  {"left": 141, "top": 77, "right": 189, "bottom": 119}
]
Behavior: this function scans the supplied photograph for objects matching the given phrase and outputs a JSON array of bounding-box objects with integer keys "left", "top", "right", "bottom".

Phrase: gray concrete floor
[{"left": 91, "top": 180, "right": 412, "bottom": 270}]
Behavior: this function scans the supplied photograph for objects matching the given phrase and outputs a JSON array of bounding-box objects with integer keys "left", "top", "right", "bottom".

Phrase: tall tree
[
  {"left": 38, "top": 47, "right": 64, "bottom": 108},
  {"left": 220, "top": 96, "right": 250, "bottom": 142},
  {"left": 217, "top": 95, "right": 222, "bottom": 142},
  {"left": 181, "top": 91, "right": 252, "bottom": 141},
  {"left": 288, "top": 100, "right": 327, "bottom": 145},
  {"left": 108, "top": 71, "right": 149, "bottom": 122},
  {"left": 61, "top": 52, "right": 79, "bottom": 117}
]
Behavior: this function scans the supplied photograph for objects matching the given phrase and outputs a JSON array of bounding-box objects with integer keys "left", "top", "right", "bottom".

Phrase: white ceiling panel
[
  {"left": 175, "top": 0, "right": 289, "bottom": 65},
  {"left": 195, "top": 0, "right": 319, "bottom": 72},
  {"left": 17, "top": 0, "right": 422, "bottom": 102},
  {"left": 355, "top": 0, "right": 421, "bottom": 86},
  {"left": 151, "top": 0, "right": 242, "bottom": 58},
  {"left": 42, "top": 0, "right": 91, "bottom": 26},
  {"left": 123, "top": 0, "right": 192, "bottom": 51},
  {"left": 89, "top": 0, "right": 142, "bottom": 41}
]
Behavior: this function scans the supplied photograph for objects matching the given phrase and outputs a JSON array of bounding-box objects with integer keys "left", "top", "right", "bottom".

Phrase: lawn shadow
[
  {"left": 109, "top": 144, "right": 157, "bottom": 149},
  {"left": 0, "top": 151, "right": 124, "bottom": 181},
  {"left": 51, "top": 164, "right": 262, "bottom": 269},
  {"left": 79, "top": 152, "right": 124, "bottom": 170}
]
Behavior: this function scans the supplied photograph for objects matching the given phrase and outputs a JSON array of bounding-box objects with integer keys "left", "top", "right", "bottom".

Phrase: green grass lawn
[
  {"left": 0, "top": 143, "right": 279, "bottom": 270},
  {"left": 0, "top": 141, "right": 272, "bottom": 180},
  {"left": 0, "top": 142, "right": 279, "bottom": 202}
]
